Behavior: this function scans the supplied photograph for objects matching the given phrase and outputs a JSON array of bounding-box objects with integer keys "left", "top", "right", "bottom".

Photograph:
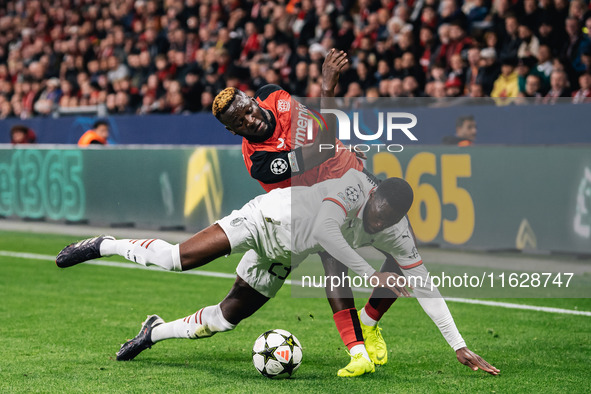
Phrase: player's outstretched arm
[
  {"left": 456, "top": 347, "right": 500, "bottom": 375},
  {"left": 299, "top": 49, "right": 348, "bottom": 171},
  {"left": 321, "top": 48, "right": 348, "bottom": 98}
]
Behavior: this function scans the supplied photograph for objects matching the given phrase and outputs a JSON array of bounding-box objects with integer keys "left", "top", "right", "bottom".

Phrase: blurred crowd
[{"left": 1, "top": 0, "right": 590, "bottom": 119}]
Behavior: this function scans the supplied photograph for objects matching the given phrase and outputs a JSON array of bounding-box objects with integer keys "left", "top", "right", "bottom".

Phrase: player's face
[
  {"left": 362, "top": 193, "right": 405, "bottom": 234},
  {"left": 95, "top": 124, "right": 109, "bottom": 140},
  {"left": 220, "top": 94, "right": 273, "bottom": 143},
  {"left": 458, "top": 120, "right": 477, "bottom": 141}
]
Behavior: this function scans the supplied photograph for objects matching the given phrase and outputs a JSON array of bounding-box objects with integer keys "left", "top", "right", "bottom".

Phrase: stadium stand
[{"left": 0, "top": 0, "right": 590, "bottom": 120}]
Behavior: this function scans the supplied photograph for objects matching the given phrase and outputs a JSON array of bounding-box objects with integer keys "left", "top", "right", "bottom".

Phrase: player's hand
[
  {"left": 321, "top": 48, "right": 348, "bottom": 92},
  {"left": 455, "top": 347, "right": 500, "bottom": 375},
  {"left": 370, "top": 271, "right": 412, "bottom": 297},
  {"left": 354, "top": 150, "right": 367, "bottom": 160}
]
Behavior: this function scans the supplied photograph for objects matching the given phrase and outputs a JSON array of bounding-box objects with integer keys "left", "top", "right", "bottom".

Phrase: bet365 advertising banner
[{"left": 0, "top": 146, "right": 590, "bottom": 255}]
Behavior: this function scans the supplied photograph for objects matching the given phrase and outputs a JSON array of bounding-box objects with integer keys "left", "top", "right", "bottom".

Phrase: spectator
[
  {"left": 562, "top": 17, "right": 591, "bottom": 73},
  {"left": 430, "top": 80, "right": 447, "bottom": 98},
  {"left": 449, "top": 53, "right": 466, "bottom": 84},
  {"left": 402, "top": 76, "right": 421, "bottom": 97},
  {"left": 483, "top": 30, "right": 501, "bottom": 58},
  {"left": 581, "top": 47, "right": 591, "bottom": 73},
  {"left": 537, "top": 18, "right": 561, "bottom": 51},
  {"left": 517, "top": 23, "right": 540, "bottom": 58},
  {"left": 464, "top": 0, "right": 489, "bottom": 31},
  {"left": 106, "top": 56, "right": 130, "bottom": 83},
  {"left": 78, "top": 120, "right": 109, "bottom": 146},
  {"left": 533, "top": 44, "right": 554, "bottom": 89},
  {"left": 516, "top": 56, "right": 538, "bottom": 93},
  {"left": 10, "top": 125, "right": 36, "bottom": 144},
  {"left": 464, "top": 48, "right": 482, "bottom": 93},
  {"left": 522, "top": 0, "right": 544, "bottom": 32},
  {"left": 500, "top": 14, "right": 521, "bottom": 59},
  {"left": 491, "top": 56, "right": 519, "bottom": 101},
  {"left": 34, "top": 78, "right": 62, "bottom": 116},
  {"left": 418, "top": 25, "right": 437, "bottom": 74},
  {"left": 437, "top": 21, "right": 473, "bottom": 69},
  {"left": 572, "top": 72, "right": 591, "bottom": 103},
  {"left": 0, "top": 98, "right": 13, "bottom": 119},
  {"left": 519, "top": 74, "right": 543, "bottom": 98},
  {"left": 477, "top": 48, "right": 501, "bottom": 95},
  {"left": 543, "top": 69, "right": 572, "bottom": 104},
  {"left": 467, "top": 82, "right": 485, "bottom": 98},
  {"left": 290, "top": 61, "right": 309, "bottom": 97},
  {"left": 183, "top": 68, "right": 204, "bottom": 112},
  {"left": 442, "top": 115, "right": 477, "bottom": 146},
  {"left": 445, "top": 75, "right": 463, "bottom": 97},
  {"left": 0, "top": 0, "right": 586, "bottom": 114},
  {"left": 389, "top": 78, "right": 404, "bottom": 97}
]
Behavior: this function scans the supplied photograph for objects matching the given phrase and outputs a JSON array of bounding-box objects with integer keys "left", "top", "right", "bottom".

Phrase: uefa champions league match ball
[{"left": 252, "top": 329, "right": 303, "bottom": 379}]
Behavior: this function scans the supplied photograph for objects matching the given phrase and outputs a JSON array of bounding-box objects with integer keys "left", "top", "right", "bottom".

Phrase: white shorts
[
  {"left": 234, "top": 249, "right": 288, "bottom": 298},
  {"left": 216, "top": 190, "right": 293, "bottom": 298}
]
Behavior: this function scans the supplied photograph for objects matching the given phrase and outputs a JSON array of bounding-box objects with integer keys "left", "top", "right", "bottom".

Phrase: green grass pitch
[{"left": 1, "top": 231, "right": 590, "bottom": 393}]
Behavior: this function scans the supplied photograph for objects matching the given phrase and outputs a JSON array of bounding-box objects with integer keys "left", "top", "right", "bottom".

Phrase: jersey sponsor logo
[
  {"left": 277, "top": 137, "right": 285, "bottom": 149},
  {"left": 230, "top": 217, "right": 247, "bottom": 227},
  {"left": 294, "top": 102, "right": 313, "bottom": 147},
  {"left": 270, "top": 158, "right": 288, "bottom": 175},
  {"left": 345, "top": 186, "right": 359, "bottom": 202},
  {"left": 277, "top": 99, "right": 290, "bottom": 112}
]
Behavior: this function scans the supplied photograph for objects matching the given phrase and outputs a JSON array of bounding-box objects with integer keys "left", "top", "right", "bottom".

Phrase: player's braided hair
[{"left": 212, "top": 87, "right": 238, "bottom": 119}]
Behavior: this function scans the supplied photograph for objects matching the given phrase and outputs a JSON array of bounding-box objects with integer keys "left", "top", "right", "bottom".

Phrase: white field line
[{"left": 3, "top": 250, "right": 590, "bottom": 317}]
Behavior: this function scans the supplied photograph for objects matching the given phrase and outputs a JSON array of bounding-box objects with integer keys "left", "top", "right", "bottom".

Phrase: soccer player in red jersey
[{"left": 212, "top": 49, "right": 402, "bottom": 376}]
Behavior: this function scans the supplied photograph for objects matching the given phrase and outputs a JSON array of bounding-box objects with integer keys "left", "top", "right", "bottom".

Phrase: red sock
[
  {"left": 365, "top": 297, "right": 397, "bottom": 322},
  {"left": 333, "top": 308, "right": 364, "bottom": 350}
]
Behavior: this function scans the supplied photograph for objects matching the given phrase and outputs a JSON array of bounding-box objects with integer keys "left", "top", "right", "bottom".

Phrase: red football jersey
[{"left": 242, "top": 85, "right": 363, "bottom": 192}]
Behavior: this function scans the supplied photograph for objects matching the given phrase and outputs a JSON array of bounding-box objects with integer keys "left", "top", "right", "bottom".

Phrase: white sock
[
  {"left": 100, "top": 238, "right": 182, "bottom": 272},
  {"left": 349, "top": 344, "right": 371, "bottom": 363},
  {"left": 151, "top": 304, "right": 236, "bottom": 343},
  {"left": 359, "top": 307, "right": 379, "bottom": 327}
]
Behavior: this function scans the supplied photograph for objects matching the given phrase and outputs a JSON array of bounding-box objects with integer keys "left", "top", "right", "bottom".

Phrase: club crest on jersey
[
  {"left": 277, "top": 99, "right": 290, "bottom": 112},
  {"left": 345, "top": 186, "right": 360, "bottom": 202},
  {"left": 270, "top": 158, "right": 288, "bottom": 175}
]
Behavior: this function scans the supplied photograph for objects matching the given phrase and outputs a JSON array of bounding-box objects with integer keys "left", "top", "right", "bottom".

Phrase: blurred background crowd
[{"left": 1, "top": 0, "right": 590, "bottom": 119}]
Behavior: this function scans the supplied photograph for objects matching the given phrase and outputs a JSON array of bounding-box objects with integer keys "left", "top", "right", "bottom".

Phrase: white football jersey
[{"left": 289, "top": 169, "right": 422, "bottom": 275}]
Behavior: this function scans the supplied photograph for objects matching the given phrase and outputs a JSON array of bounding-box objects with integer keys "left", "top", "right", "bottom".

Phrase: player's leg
[
  {"left": 56, "top": 192, "right": 271, "bottom": 271},
  {"left": 116, "top": 275, "right": 270, "bottom": 361},
  {"left": 357, "top": 252, "right": 400, "bottom": 365},
  {"left": 151, "top": 275, "right": 269, "bottom": 341},
  {"left": 358, "top": 221, "right": 419, "bottom": 364},
  {"left": 361, "top": 253, "right": 400, "bottom": 322},
  {"left": 55, "top": 224, "right": 231, "bottom": 271},
  {"left": 360, "top": 220, "right": 418, "bottom": 328},
  {"left": 319, "top": 252, "right": 375, "bottom": 377}
]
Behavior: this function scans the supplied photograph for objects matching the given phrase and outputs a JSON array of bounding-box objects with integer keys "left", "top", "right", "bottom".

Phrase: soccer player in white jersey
[{"left": 56, "top": 169, "right": 499, "bottom": 376}]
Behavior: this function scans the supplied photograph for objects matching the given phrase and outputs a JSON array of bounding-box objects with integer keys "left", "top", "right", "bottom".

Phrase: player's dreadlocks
[{"left": 212, "top": 87, "right": 238, "bottom": 119}]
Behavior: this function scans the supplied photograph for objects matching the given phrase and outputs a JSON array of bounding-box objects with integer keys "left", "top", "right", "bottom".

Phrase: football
[{"left": 252, "top": 329, "right": 303, "bottom": 379}]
